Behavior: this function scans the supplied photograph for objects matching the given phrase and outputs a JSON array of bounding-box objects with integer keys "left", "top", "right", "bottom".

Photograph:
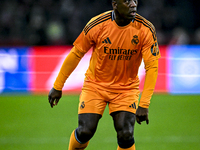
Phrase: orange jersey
[{"left": 73, "top": 10, "right": 160, "bottom": 92}]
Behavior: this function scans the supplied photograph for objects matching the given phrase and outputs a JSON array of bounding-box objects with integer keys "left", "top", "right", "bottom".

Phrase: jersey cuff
[{"left": 138, "top": 102, "right": 149, "bottom": 108}]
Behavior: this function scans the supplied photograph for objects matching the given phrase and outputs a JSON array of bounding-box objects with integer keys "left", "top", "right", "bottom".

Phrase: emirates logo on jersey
[{"left": 131, "top": 35, "right": 139, "bottom": 45}]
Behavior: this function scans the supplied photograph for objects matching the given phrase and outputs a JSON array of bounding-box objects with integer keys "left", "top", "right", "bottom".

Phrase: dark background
[{"left": 0, "top": 0, "right": 199, "bottom": 46}]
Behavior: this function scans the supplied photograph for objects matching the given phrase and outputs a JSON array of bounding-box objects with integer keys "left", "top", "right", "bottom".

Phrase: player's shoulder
[
  {"left": 83, "top": 10, "right": 112, "bottom": 35},
  {"left": 134, "top": 13, "right": 156, "bottom": 32}
]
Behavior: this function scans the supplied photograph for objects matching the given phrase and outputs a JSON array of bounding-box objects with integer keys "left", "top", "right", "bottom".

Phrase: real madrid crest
[{"left": 131, "top": 35, "right": 139, "bottom": 45}]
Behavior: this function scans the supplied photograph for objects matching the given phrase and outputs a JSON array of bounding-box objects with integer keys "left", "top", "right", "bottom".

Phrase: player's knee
[
  {"left": 76, "top": 127, "right": 95, "bottom": 143},
  {"left": 117, "top": 130, "right": 134, "bottom": 148},
  {"left": 117, "top": 129, "right": 133, "bottom": 141}
]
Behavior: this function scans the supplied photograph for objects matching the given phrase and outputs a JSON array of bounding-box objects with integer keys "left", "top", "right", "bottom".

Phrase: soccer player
[{"left": 48, "top": 0, "right": 160, "bottom": 149}]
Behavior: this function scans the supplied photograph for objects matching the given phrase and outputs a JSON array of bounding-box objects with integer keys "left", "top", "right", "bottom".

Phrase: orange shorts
[{"left": 78, "top": 86, "right": 140, "bottom": 116}]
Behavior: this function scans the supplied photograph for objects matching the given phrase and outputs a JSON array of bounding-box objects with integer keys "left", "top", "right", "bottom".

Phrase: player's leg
[
  {"left": 68, "top": 83, "right": 107, "bottom": 150},
  {"left": 111, "top": 111, "right": 136, "bottom": 150},
  {"left": 108, "top": 89, "right": 139, "bottom": 149},
  {"left": 76, "top": 113, "right": 102, "bottom": 143},
  {"left": 68, "top": 113, "right": 101, "bottom": 150}
]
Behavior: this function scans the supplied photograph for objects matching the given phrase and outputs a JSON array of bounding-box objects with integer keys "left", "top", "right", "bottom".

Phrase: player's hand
[
  {"left": 136, "top": 106, "right": 149, "bottom": 125},
  {"left": 48, "top": 88, "right": 62, "bottom": 108}
]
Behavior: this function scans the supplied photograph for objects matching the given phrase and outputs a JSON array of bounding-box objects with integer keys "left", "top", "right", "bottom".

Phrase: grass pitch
[{"left": 0, "top": 94, "right": 200, "bottom": 150}]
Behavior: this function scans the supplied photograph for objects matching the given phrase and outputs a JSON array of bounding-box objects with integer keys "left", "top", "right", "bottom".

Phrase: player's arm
[
  {"left": 48, "top": 46, "right": 85, "bottom": 108},
  {"left": 136, "top": 59, "right": 158, "bottom": 124}
]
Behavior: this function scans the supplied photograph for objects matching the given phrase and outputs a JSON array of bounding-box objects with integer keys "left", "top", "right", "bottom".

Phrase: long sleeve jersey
[{"left": 54, "top": 10, "right": 161, "bottom": 108}]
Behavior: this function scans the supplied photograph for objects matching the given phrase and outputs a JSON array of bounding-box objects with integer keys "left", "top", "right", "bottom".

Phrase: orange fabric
[
  {"left": 74, "top": 10, "right": 160, "bottom": 92},
  {"left": 68, "top": 130, "right": 89, "bottom": 150},
  {"left": 54, "top": 11, "right": 160, "bottom": 107},
  {"left": 117, "top": 144, "right": 135, "bottom": 150},
  {"left": 53, "top": 46, "right": 84, "bottom": 90},
  {"left": 78, "top": 85, "right": 140, "bottom": 115},
  {"left": 139, "top": 60, "right": 158, "bottom": 108}
]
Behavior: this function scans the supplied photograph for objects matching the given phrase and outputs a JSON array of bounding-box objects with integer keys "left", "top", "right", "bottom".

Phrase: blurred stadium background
[{"left": 0, "top": 0, "right": 200, "bottom": 150}]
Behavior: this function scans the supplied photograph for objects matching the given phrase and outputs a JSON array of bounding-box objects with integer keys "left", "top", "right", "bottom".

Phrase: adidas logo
[
  {"left": 102, "top": 37, "right": 111, "bottom": 44},
  {"left": 129, "top": 102, "right": 136, "bottom": 109}
]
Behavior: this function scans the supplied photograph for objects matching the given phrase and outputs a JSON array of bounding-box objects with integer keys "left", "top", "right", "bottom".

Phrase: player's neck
[{"left": 113, "top": 11, "right": 132, "bottom": 27}]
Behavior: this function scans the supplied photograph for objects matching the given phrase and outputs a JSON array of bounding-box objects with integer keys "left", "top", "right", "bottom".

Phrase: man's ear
[{"left": 112, "top": 1, "right": 117, "bottom": 9}]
